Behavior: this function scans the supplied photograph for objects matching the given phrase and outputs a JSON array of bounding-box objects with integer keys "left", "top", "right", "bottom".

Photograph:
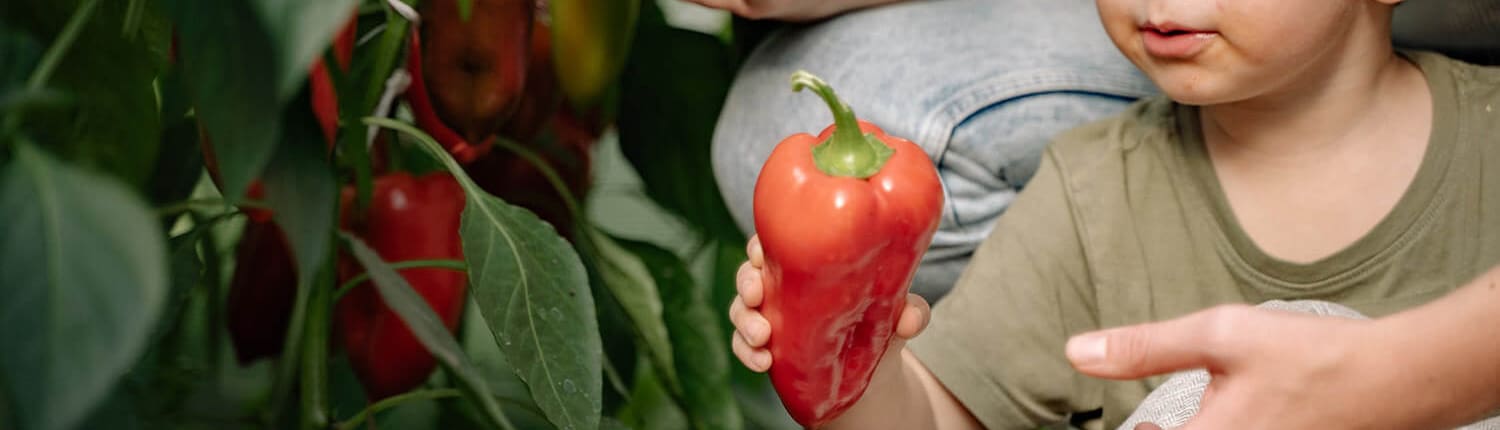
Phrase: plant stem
[
  {"left": 602, "top": 358, "right": 632, "bottom": 402},
  {"left": 299, "top": 250, "right": 335, "bottom": 429},
  {"left": 335, "top": 389, "right": 462, "bottom": 430},
  {"left": 334, "top": 259, "right": 468, "bottom": 300},
  {"left": 492, "top": 138, "right": 583, "bottom": 219},
  {"left": 155, "top": 198, "right": 269, "bottom": 217},
  {"left": 28, "top": 0, "right": 99, "bottom": 91}
]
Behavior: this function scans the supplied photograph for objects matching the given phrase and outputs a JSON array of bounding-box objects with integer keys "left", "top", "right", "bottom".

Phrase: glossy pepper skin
[
  {"left": 336, "top": 172, "right": 469, "bottom": 400},
  {"left": 753, "top": 71, "right": 943, "bottom": 428},
  {"left": 405, "top": 0, "right": 532, "bottom": 164}
]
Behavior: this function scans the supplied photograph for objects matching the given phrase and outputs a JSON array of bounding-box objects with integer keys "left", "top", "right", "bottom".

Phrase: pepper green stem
[{"left": 790, "top": 70, "right": 893, "bottom": 179}]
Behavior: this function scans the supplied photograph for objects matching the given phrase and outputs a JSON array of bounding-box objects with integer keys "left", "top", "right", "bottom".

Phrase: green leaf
[
  {"left": 579, "top": 228, "right": 678, "bottom": 402},
  {"left": 369, "top": 117, "right": 605, "bottom": 430},
  {"left": 2, "top": 0, "right": 165, "bottom": 188},
  {"left": 145, "top": 69, "right": 202, "bottom": 216},
  {"left": 160, "top": 0, "right": 278, "bottom": 203},
  {"left": 462, "top": 191, "right": 603, "bottom": 430},
  {"left": 262, "top": 90, "right": 336, "bottom": 288},
  {"left": 617, "top": 13, "right": 744, "bottom": 246},
  {"left": 159, "top": 0, "right": 355, "bottom": 202},
  {"left": 0, "top": 144, "right": 168, "bottom": 430},
  {"left": 253, "top": 0, "right": 359, "bottom": 97},
  {"left": 616, "top": 360, "right": 687, "bottom": 430},
  {"left": 0, "top": 22, "right": 42, "bottom": 100},
  {"left": 616, "top": 239, "right": 742, "bottom": 430},
  {"left": 340, "top": 233, "right": 516, "bottom": 430}
]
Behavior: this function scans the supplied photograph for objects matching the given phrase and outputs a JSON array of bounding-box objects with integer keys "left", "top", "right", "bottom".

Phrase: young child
[{"left": 728, "top": 0, "right": 1500, "bottom": 428}]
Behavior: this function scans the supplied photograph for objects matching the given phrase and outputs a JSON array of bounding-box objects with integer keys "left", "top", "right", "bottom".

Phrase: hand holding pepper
[
  {"left": 744, "top": 70, "right": 943, "bottom": 427},
  {"left": 729, "top": 236, "right": 932, "bottom": 373},
  {"left": 730, "top": 236, "right": 933, "bottom": 428}
]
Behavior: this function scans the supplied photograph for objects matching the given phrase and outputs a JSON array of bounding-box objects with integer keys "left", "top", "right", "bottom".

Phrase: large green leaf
[
  {"left": 617, "top": 239, "right": 742, "bottom": 430},
  {"left": 253, "top": 0, "right": 359, "bottom": 97},
  {"left": 367, "top": 118, "right": 604, "bottom": 430},
  {"left": 1, "top": 0, "right": 166, "bottom": 188},
  {"left": 341, "top": 233, "right": 515, "bottom": 430},
  {"left": 160, "top": 0, "right": 356, "bottom": 203},
  {"left": 580, "top": 228, "right": 678, "bottom": 402},
  {"left": 617, "top": 5, "right": 744, "bottom": 246},
  {"left": 0, "top": 144, "right": 168, "bottom": 430},
  {"left": 462, "top": 191, "right": 602, "bottom": 430},
  {"left": 262, "top": 90, "right": 335, "bottom": 287}
]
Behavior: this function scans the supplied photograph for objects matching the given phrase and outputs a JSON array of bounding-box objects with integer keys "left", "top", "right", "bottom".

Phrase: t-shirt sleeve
[{"left": 908, "top": 147, "right": 1102, "bottom": 429}]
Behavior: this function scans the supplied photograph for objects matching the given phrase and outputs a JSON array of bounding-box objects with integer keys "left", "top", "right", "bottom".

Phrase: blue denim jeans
[
  {"left": 711, "top": 0, "right": 1500, "bottom": 301},
  {"left": 712, "top": 0, "right": 1158, "bottom": 300}
]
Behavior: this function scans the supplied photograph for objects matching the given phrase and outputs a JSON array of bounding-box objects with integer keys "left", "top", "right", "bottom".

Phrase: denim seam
[{"left": 918, "top": 70, "right": 1157, "bottom": 229}]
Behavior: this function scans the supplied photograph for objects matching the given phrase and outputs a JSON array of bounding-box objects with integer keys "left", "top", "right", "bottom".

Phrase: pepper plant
[{"left": 0, "top": 0, "right": 793, "bottom": 429}]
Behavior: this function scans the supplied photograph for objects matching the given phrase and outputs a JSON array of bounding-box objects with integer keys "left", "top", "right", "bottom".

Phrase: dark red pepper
[
  {"left": 223, "top": 18, "right": 355, "bottom": 364},
  {"left": 335, "top": 172, "right": 469, "bottom": 400},
  {"left": 753, "top": 71, "right": 943, "bottom": 427},
  {"left": 225, "top": 216, "right": 299, "bottom": 364},
  {"left": 404, "top": 0, "right": 532, "bottom": 164}
]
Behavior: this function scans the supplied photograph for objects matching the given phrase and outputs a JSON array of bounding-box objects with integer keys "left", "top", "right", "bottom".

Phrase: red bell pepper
[
  {"left": 403, "top": 0, "right": 532, "bottom": 164},
  {"left": 225, "top": 217, "right": 299, "bottom": 364},
  {"left": 753, "top": 71, "right": 944, "bottom": 428},
  {"left": 335, "top": 172, "right": 469, "bottom": 400},
  {"left": 224, "top": 19, "right": 354, "bottom": 363}
]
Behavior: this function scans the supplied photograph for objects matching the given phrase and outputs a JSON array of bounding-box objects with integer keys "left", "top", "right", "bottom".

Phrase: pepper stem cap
[{"left": 791, "top": 70, "right": 893, "bottom": 179}]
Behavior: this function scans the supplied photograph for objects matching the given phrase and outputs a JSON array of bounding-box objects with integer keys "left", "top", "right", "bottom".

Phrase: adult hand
[{"left": 1064, "top": 304, "right": 1463, "bottom": 430}]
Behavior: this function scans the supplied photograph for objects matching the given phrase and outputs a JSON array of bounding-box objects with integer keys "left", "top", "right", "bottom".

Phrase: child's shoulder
[{"left": 1412, "top": 51, "right": 1500, "bottom": 106}]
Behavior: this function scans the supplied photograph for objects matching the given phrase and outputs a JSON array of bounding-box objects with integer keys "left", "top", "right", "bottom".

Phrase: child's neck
[
  {"left": 1199, "top": 45, "right": 1422, "bottom": 158},
  {"left": 1197, "top": 31, "right": 1435, "bottom": 264}
]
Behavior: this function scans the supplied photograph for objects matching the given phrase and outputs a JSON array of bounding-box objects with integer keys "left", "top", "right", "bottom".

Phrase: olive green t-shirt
[{"left": 908, "top": 51, "right": 1500, "bottom": 430}]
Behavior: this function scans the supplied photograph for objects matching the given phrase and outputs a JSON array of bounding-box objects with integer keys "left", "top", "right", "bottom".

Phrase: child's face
[{"left": 1096, "top": 0, "right": 1391, "bottom": 105}]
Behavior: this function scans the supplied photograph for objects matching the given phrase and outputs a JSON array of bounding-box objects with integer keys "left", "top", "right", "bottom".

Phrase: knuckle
[
  {"left": 1113, "top": 326, "right": 1156, "bottom": 372},
  {"left": 1201, "top": 305, "right": 1253, "bottom": 353}
]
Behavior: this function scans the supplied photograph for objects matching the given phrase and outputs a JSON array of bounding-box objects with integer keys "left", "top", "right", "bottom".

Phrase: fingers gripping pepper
[
  {"left": 752, "top": 71, "right": 944, "bottom": 428},
  {"left": 335, "top": 173, "right": 469, "bottom": 400}
]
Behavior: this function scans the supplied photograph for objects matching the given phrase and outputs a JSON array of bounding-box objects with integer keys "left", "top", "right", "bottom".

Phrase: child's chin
[{"left": 1158, "top": 82, "right": 1240, "bottom": 107}]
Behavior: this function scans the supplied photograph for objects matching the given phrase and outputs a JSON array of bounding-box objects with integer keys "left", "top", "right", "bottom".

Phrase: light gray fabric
[{"left": 1119, "top": 300, "right": 1500, "bottom": 430}]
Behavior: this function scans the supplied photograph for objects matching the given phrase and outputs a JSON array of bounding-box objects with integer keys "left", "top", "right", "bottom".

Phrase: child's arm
[
  {"left": 730, "top": 237, "right": 984, "bottom": 429},
  {"left": 1068, "top": 266, "right": 1500, "bottom": 429}
]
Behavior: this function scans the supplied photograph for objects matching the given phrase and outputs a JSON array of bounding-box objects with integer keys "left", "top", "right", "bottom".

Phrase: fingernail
[{"left": 1066, "top": 333, "right": 1107, "bottom": 365}]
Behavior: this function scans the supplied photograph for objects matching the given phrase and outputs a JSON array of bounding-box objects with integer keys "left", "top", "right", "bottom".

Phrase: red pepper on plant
[
  {"left": 753, "top": 71, "right": 944, "bottom": 428},
  {"left": 335, "top": 172, "right": 469, "bottom": 400},
  {"left": 223, "top": 16, "right": 356, "bottom": 364},
  {"left": 404, "top": 0, "right": 532, "bottom": 164},
  {"left": 498, "top": 0, "right": 560, "bottom": 144},
  {"left": 310, "top": 16, "right": 357, "bottom": 145}
]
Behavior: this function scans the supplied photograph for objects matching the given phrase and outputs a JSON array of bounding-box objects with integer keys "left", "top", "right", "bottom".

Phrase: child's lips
[{"left": 1141, "top": 26, "right": 1218, "bottom": 59}]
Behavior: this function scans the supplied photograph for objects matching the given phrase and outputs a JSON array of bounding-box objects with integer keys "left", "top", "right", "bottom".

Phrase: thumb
[{"left": 1066, "top": 306, "right": 1245, "bottom": 379}]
